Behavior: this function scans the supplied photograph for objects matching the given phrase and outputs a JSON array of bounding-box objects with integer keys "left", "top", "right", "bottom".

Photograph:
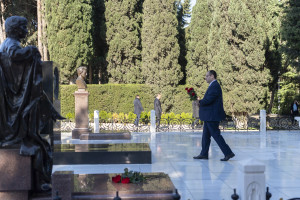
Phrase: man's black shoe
[
  {"left": 193, "top": 155, "right": 208, "bottom": 159},
  {"left": 220, "top": 153, "right": 235, "bottom": 161}
]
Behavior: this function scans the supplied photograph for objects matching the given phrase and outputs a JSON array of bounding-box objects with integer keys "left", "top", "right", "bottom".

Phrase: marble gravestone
[{"left": 72, "top": 66, "right": 92, "bottom": 139}]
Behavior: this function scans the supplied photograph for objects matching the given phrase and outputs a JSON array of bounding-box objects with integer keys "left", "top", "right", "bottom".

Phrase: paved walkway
[{"left": 53, "top": 131, "right": 300, "bottom": 200}]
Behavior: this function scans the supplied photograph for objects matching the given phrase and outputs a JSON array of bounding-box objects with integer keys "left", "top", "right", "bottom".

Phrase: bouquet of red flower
[
  {"left": 112, "top": 168, "right": 146, "bottom": 184},
  {"left": 185, "top": 87, "right": 197, "bottom": 101}
]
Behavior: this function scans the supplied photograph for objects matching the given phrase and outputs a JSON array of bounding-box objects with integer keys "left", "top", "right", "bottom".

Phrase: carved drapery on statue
[{"left": 0, "top": 16, "right": 52, "bottom": 189}]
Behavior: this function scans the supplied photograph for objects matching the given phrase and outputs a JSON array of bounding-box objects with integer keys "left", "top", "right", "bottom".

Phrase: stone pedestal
[
  {"left": 52, "top": 171, "right": 74, "bottom": 200},
  {"left": 260, "top": 110, "right": 266, "bottom": 134},
  {"left": 94, "top": 110, "right": 99, "bottom": 133},
  {"left": 238, "top": 159, "right": 266, "bottom": 200},
  {"left": 72, "top": 89, "right": 91, "bottom": 139},
  {"left": 0, "top": 147, "right": 32, "bottom": 200}
]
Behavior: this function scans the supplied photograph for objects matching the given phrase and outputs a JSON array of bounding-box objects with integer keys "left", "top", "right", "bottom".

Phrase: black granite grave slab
[
  {"left": 53, "top": 143, "right": 151, "bottom": 165},
  {"left": 80, "top": 130, "right": 131, "bottom": 140},
  {"left": 52, "top": 171, "right": 175, "bottom": 200}
]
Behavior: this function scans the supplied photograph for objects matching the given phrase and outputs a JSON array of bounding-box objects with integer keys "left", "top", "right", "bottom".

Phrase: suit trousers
[
  {"left": 134, "top": 113, "right": 141, "bottom": 126},
  {"left": 200, "top": 121, "right": 233, "bottom": 157},
  {"left": 156, "top": 115, "right": 161, "bottom": 128}
]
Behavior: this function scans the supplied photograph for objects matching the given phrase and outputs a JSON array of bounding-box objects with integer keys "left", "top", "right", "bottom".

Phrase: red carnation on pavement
[
  {"left": 185, "top": 87, "right": 188, "bottom": 90},
  {"left": 121, "top": 177, "right": 130, "bottom": 184},
  {"left": 112, "top": 175, "right": 122, "bottom": 183}
]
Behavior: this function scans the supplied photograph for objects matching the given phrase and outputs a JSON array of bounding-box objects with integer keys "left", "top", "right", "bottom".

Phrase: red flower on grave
[
  {"left": 185, "top": 87, "right": 188, "bottom": 90},
  {"left": 121, "top": 177, "right": 130, "bottom": 184},
  {"left": 112, "top": 175, "right": 122, "bottom": 183},
  {"left": 192, "top": 93, "right": 195, "bottom": 96}
]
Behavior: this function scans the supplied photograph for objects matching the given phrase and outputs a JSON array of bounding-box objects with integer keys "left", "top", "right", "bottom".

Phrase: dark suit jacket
[
  {"left": 134, "top": 98, "right": 143, "bottom": 115},
  {"left": 154, "top": 98, "right": 162, "bottom": 117},
  {"left": 199, "top": 80, "right": 226, "bottom": 122}
]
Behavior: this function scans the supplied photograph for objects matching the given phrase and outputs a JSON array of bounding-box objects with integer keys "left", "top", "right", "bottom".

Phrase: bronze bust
[{"left": 76, "top": 66, "right": 87, "bottom": 90}]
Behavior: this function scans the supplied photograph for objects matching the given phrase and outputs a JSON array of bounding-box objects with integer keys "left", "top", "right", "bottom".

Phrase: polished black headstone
[{"left": 53, "top": 143, "right": 151, "bottom": 164}]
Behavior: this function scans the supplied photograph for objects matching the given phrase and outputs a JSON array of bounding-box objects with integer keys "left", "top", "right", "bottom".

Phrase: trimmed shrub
[{"left": 60, "top": 84, "right": 194, "bottom": 117}]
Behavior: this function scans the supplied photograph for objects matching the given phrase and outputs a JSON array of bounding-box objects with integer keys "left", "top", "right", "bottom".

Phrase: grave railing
[{"left": 57, "top": 115, "right": 300, "bottom": 132}]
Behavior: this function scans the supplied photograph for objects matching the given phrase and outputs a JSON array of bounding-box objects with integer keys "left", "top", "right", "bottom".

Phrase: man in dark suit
[
  {"left": 154, "top": 94, "right": 162, "bottom": 128},
  {"left": 134, "top": 95, "right": 144, "bottom": 126},
  {"left": 193, "top": 70, "right": 235, "bottom": 161}
]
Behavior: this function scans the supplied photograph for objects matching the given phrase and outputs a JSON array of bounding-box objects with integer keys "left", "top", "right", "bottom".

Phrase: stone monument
[
  {"left": 72, "top": 66, "right": 92, "bottom": 139},
  {"left": 238, "top": 159, "right": 266, "bottom": 200},
  {"left": 0, "top": 16, "right": 64, "bottom": 199}
]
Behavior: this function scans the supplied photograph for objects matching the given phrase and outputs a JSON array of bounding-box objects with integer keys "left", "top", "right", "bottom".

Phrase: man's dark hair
[{"left": 208, "top": 70, "right": 217, "bottom": 79}]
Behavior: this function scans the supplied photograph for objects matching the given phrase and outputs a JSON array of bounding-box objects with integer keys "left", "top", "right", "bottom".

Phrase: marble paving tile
[{"left": 54, "top": 131, "right": 300, "bottom": 200}]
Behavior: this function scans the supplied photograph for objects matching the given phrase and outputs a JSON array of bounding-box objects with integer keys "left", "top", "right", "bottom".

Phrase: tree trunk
[
  {"left": 89, "top": 65, "right": 92, "bottom": 84},
  {"left": 268, "top": 81, "right": 277, "bottom": 114},
  {"left": 0, "top": 1, "right": 6, "bottom": 43},
  {"left": 37, "top": 0, "right": 44, "bottom": 60},
  {"left": 41, "top": 0, "right": 48, "bottom": 61}
]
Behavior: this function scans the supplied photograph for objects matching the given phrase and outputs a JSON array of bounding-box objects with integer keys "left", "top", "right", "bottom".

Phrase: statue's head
[
  {"left": 5, "top": 16, "right": 28, "bottom": 39},
  {"left": 77, "top": 66, "right": 87, "bottom": 79}
]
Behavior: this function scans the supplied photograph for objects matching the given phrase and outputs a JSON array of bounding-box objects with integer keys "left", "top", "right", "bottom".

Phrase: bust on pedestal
[{"left": 72, "top": 66, "right": 92, "bottom": 139}]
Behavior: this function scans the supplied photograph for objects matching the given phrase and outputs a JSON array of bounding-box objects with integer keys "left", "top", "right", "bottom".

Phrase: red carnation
[
  {"left": 192, "top": 93, "right": 195, "bottom": 96},
  {"left": 112, "top": 175, "right": 122, "bottom": 183},
  {"left": 185, "top": 87, "right": 188, "bottom": 90},
  {"left": 190, "top": 88, "right": 194, "bottom": 90},
  {"left": 121, "top": 177, "right": 130, "bottom": 184}
]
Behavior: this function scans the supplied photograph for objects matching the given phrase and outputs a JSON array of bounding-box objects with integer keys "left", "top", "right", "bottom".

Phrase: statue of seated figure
[{"left": 0, "top": 16, "right": 64, "bottom": 192}]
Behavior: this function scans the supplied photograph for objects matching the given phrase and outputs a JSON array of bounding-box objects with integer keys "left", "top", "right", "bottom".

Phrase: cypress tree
[
  {"left": 281, "top": 0, "right": 300, "bottom": 68},
  {"left": 278, "top": 0, "right": 300, "bottom": 114},
  {"left": 91, "top": 0, "right": 108, "bottom": 84},
  {"left": 207, "top": 0, "right": 270, "bottom": 120},
  {"left": 141, "top": 0, "right": 183, "bottom": 87},
  {"left": 105, "top": 0, "right": 143, "bottom": 84},
  {"left": 45, "top": 0, "right": 94, "bottom": 83},
  {"left": 186, "top": 0, "right": 212, "bottom": 96},
  {"left": 264, "top": 0, "right": 282, "bottom": 113},
  {"left": 175, "top": 0, "right": 189, "bottom": 84}
]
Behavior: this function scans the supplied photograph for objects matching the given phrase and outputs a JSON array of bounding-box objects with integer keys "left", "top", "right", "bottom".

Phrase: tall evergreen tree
[
  {"left": 142, "top": 0, "right": 182, "bottom": 87},
  {"left": 0, "top": 0, "right": 37, "bottom": 45},
  {"left": 105, "top": 0, "right": 143, "bottom": 84},
  {"left": 186, "top": 0, "right": 212, "bottom": 96},
  {"left": 175, "top": 0, "right": 189, "bottom": 84},
  {"left": 182, "top": 0, "right": 191, "bottom": 26},
  {"left": 142, "top": 0, "right": 182, "bottom": 112},
  {"left": 45, "top": 0, "right": 94, "bottom": 83},
  {"left": 207, "top": 0, "right": 270, "bottom": 120},
  {"left": 281, "top": 0, "right": 300, "bottom": 69},
  {"left": 92, "top": 0, "right": 108, "bottom": 84},
  {"left": 263, "top": 0, "right": 282, "bottom": 113},
  {"left": 278, "top": 0, "right": 300, "bottom": 114}
]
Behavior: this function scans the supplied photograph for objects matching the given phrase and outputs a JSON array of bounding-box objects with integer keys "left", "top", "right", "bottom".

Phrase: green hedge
[{"left": 60, "top": 84, "right": 194, "bottom": 117}]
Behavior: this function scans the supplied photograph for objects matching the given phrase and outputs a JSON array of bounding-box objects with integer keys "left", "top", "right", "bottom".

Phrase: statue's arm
[{"left": 7, "top": 44, "right": 40, "bottom": 61}]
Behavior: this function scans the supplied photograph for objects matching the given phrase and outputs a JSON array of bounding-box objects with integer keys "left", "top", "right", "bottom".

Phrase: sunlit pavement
[{"left": 53, "top": 130, "right": 300, "bottom": 200}]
